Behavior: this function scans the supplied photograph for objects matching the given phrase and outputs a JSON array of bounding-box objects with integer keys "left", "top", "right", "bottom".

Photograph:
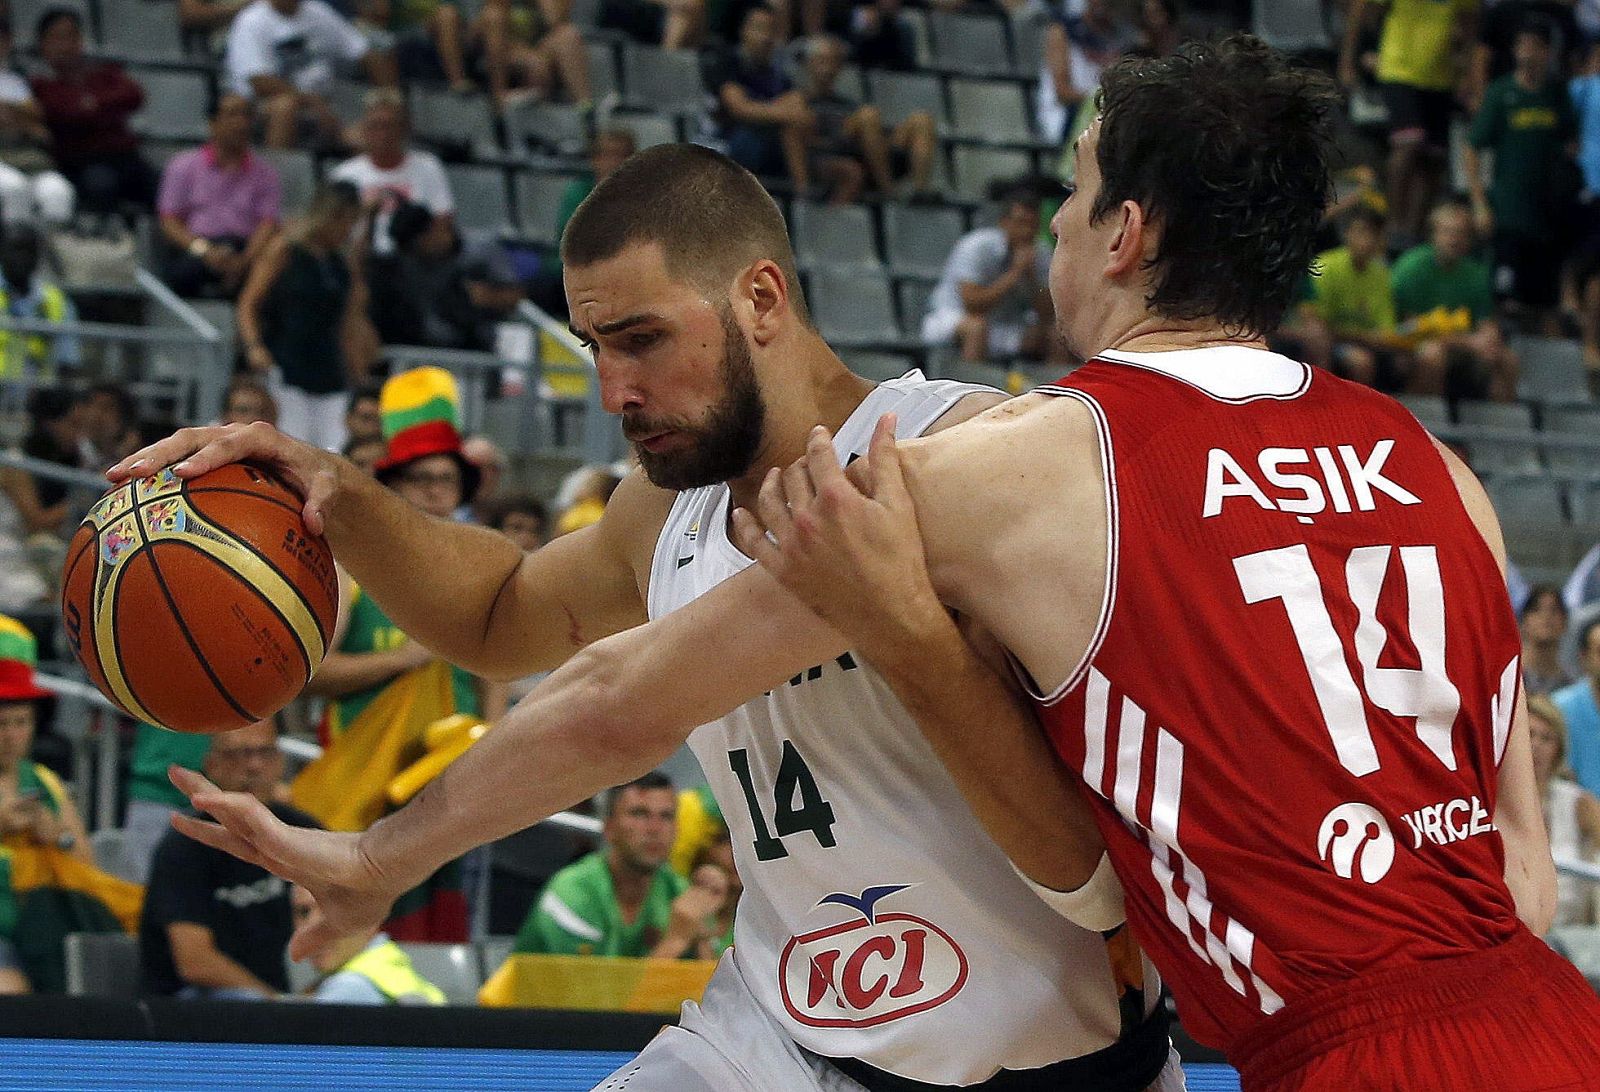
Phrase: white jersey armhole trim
[
  {"left": 1010, "top": 852, "right": 1126, "bottom": 933},
  {"left": 1012, "top": 385, "right": 1118, "bottom": 708}
]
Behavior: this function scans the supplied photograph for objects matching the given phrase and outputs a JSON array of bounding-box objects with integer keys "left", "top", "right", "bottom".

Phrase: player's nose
[{"left": 596, "top": 360, "right": 644, "bottom": 416}]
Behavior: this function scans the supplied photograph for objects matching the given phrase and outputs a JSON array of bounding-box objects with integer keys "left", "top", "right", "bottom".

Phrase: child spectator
[
  {"left": 0, "top": 12, "right": 71, "bottom": 227},
  {"left": 1529, "top": 695, "right": 1600, "bottom": 926}
]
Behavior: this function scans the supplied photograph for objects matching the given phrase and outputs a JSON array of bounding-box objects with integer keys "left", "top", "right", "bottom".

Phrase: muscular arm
[{"left": 1432, "top": 436, "right": 1558, "bottom": 935}]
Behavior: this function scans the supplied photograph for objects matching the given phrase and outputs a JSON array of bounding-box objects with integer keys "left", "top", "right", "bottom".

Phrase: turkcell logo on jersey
[
  {"left": 1317, "top": 802, "right": 1395, "bottom": 883},
  {"left": 779, "top": 884, "right": 969, "bottom": 1028}
]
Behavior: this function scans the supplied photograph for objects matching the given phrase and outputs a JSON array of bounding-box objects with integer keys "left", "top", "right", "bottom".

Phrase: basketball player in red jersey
[
  {"left": 136, "top": 34, "right": 1599, "bottom": 1090},
  {"left": 725, "top": 38, "right": 1600, "bottom": 1091}
]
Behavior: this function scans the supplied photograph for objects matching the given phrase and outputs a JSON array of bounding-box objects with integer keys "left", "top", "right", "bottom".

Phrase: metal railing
[
  {"left": 32, "top": 667, "right": 603, "bottom": 838},
  {"left": 0, "top": 269, "right": 231, "bottom": 426}
]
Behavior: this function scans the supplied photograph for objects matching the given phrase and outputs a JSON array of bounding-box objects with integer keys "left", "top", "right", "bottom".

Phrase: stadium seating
[
  {"left": 620, "top": 46, "right": 706, "bottom": 116},
  {"left": 947, "top": 79, "right": 1036, "bottom": 145},
  {"left": 883, "top": 202, "right": 965, "bottom": 280},
  {"left": 927, "top": 10, "right": 1013, "bottom": 78},
  {"left": 515, "top": 171, "right": 583, "bottom": 246},
  {"left": 395, "top": 943, "right": 482, "bottom": 1006},
  {"left": 808, "top": 269, "right": 902, "bottom": 347},
  {"left": 63, "top": 932, "right": 140, "bottom": 1000},
  {"left": 129, "top": 66, "right": 213, "bottom": 143},
  {"left": 865, "top": 70, "right": 949, "bottom": 132},
  {"left": 791, "top": 201, "right": 881, "bottom": 272}
]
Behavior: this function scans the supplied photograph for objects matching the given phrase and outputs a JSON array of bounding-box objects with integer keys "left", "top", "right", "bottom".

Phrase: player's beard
[{"left": 625, "top": 307, "right": 767, "bottom": 492}]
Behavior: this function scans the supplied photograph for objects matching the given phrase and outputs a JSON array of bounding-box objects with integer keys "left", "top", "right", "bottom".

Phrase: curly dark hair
[{"left": 1092, "top": 35, "right": 1338, "bottom": 337}]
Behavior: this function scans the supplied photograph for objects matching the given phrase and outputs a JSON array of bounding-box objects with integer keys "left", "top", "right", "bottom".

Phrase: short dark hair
[
  {"left": 1092, "top": 35, "right": 1337, "bottom": 336},
  {"left": 485, "top": 492, "right": 548, "bottom": 532},
  {"left": 26, "top": 385, "right": 74, "bottom": 424},
  {"left": 1519, "top": 583, "right": 1567, "bottom": 623},
  {"left": 34, "top": 5, "right": 78, "bottom": 42},
  {"left": 1344, "top": 203, "right": 1386, "bottom": 235},
  {"left": 84, "top": 381, "right": 137, "bottom": 426},
  {"left": 1516, "top": 15, "right": 1554, "bottom": 45},
  {"left": 347, "top": 382, "right": 382, "bottom": 413},
  {"left": 209, "top": 91, "right": 252, "bottom": 120},
  {"left": 1579, "top": 615, "right": 1600, "bottom": 656},
  {"left": 562, "top": 144, "right": 809, "bottom": 323},
  {"left": 605, "top": 771, "right": 674, "bottom": 817}
]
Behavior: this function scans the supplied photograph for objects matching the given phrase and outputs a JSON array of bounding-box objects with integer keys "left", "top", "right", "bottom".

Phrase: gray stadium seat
[
  {"left": 63, "top": 932, "right": 139, "bottom": 999},
  {"left": 791, "top": 201, "right": 881, "bottom": 272},
  {"left": 571, "top": 0, "right": 601, "bottom": 27},
  {"left": 611, "top": 111, "right": 678, "bottom": 149},
  {"left": 1394, "top": 393, "right": 1450, "bottom": 429},
  {"left": 446, "top": 164, "right": 516, "bottom": 236},
  {"left": 898, "top": 8, "right": 933, "bottom": 68},
  {"left": 477, "top": 935, "right": 515, "bottom": 979},
  {"left": 130, "top": 67, "right": 212, "bottom": 142},
  {"left": 1515, "top": 337, "right": 1593, "bottom": 405},
  {"left": 1011, "top": 16, "right": 1046, "bottom": 77},
  {"left": 942, "top": 360, "right": 1011, "bottom": 388},
  {"left": 102, "top": 0, "right": 185, "bottom": 60},
  {"left": 1571, "top": 480, "right": 1600, "bottom": 524},
  {"left": 411, "top": 87, "right": 498, "bottom": 152},
  {"left": 950, "top": 145, "right": 1032, "bottom": 203},
  {"left": 947, "top": 78, "right": 1035, "bottom": 144},
  {"left": 1252, "top": 0, "right": 1331, "bottom": 52},
  {"left": 261, "top": 149, "right": 317, "bottom": 219},
  {"left": 505, "top": 100, "right": 588, "bottom": 154},
  {"left": 866, "top": 70, "right": 948, "bottom": 132},
  {"left": 927, "top": 10, "right": 1012, "bottom": 77},
  {"left": 515, "top": 170, "right": 582, "bottom": 245},
  {"left": 621, "top": 45, "right": 706, "bottom": 115},
  {"left": 1468, "top": 437, "right": 1543, "bottom": 476},
  {"left": 843, "top": 350, "right": 915, "bottom": 382},
  {"left": 395, "top": 942, "right": 481, "bottom": 1005},
  {"left": 327, "top": 79, "right": 371, "bottom": 126},
  {"left": 895, "top": 277, "right": 934, "bottom": 340},
  {"left": 1457, "top": 401, "right": 1534, "bottom": 429},
  {"left": 587, "top": 42, "right": 619, "bottom": 101},
  {"left": 1488, "top": 477, "right": 1566, "bottom": 525},
  {"left": 14, "top": 0, "right": 86, "bottom": 43},
  {"left": 1544, "top": 405, "right": 1600, "bottom": 434},
  {"left": 808, "top": 269, "right": 901, "bottom": 347},
  {"left": 883, "top": 202, "right": 963, "bottom": 280},
  {"left": 90, "top": 828, "right": 141, "bottom": 885}
]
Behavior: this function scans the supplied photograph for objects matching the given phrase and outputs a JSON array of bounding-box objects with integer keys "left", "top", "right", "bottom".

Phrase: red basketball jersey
[{"left": 1029, "top": 347, "right": 1525, "bottom": 1054}]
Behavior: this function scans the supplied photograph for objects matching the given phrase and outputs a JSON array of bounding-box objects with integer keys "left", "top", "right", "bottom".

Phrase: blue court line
[{"left": 0, "top": 1040, "right": 1241, "bottom": 1090}]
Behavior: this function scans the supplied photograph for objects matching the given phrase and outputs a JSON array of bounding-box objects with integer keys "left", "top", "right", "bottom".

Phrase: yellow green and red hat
[
  {"left": 373, "top": 367, "right": 481, "bottom": 501},
  {"left": 0, "top": 614, "right": 51, "bottom": 702}
]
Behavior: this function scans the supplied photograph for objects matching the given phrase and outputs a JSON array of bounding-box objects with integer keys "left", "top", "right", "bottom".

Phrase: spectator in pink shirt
[{"left": 158, "top": 93, "right": 283, "bottom": 299}]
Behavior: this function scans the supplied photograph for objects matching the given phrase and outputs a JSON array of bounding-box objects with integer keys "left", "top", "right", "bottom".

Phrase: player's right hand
[
  {"left": 168, "top": 765, "right": 405, "bottom": 962},
  {"left": 108, "top": 422, "right": 345, "bottom": 536}
]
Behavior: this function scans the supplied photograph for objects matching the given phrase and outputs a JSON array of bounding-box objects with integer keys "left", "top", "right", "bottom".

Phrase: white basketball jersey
[{"left": 647, "top": 372, "right": 1161, "bottom": 1084}]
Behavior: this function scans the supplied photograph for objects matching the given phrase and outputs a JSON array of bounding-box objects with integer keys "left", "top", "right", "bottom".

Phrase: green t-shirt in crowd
[
  {"left": 1374, "top": 0, "right": 1475, "bottom": 92},
  {"left": 1309, "top": 246, "right": 1396, "bottom": 335},
  {"left": 387, "top": 0, "right": 456, "bottom": 31},
  {"left": 1469, "top": 74, "right": 1577, "bottom": 239},
  {"left": 514, "top": 850, "right": 687, "bottom": 958},
  {"left": 1390, "top": 243, "right": 1497, "bottom": 326},
  {"left": 328, "top": 588, "right": 478, "bottom": 736},
  {"left": 0, "top": 759, "right": 65, "bottom": 941},
  {"left": 127, "top": 723, "right": 212, "bottom": 809}
]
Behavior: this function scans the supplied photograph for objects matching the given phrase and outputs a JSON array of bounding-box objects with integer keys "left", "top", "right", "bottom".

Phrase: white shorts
[{"left": 593, "top": 953, "right": 1189, "bottom": 1092}]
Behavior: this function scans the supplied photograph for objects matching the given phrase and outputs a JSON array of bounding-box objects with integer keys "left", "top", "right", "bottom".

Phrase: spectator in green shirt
[
  {"left": 1392, "top": 199, "right": 1520, "bottom": 399},
  {"left": 1296, "top": 205, "right": 1397, "bottom": 387},
  {"left": 513, "top": 772, "right": 722, "bottom": 959},
  {"left": 534, "top": 127, "right": 635, "bottom": 313},
  {"left": 1465, "top": 17, "right": 1579, "bottom": 328}
]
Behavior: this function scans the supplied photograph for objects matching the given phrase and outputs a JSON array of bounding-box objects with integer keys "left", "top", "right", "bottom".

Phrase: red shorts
[{"left": 1230, "top": 928, "right": 1600, "bottom": 1092}]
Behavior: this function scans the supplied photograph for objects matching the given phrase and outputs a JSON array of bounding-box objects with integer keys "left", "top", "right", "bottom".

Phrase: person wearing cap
[
  {"left": 306, "top": 368, "right": 504, "bottom": 740},
  {"left": 303, "top": 369, "right": 505, "bottom": 942},
  {"left": 0, "top": 613, "right": 91, "bottom": 993}
]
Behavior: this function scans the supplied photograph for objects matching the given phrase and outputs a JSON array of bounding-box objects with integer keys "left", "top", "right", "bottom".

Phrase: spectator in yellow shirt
[
  {"left": 1306, "top": 205, "right": 1398, "bottom": 387},
  {"left": 1341, "top": 0, "right": 1477, "bottom": 243}
]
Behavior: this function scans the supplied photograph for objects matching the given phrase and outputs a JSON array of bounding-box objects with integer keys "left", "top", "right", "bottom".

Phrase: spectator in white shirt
[
  {"left": 330, "top": 89, "right": 453, "bottom": 257},
  {"left": 922, "top": 184, "right": 1053, "bottom": 364},
  {"left": 331, "top": 89, "right": 454, "bottom": 342},
  {"left": 225, "top": 0, "right": 399, "bottom": 149}
]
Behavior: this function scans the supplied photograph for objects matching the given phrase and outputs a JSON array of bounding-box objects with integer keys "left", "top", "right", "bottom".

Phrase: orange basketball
[{"left": 60, "top": 463, "right": 339, "bottom": 734}]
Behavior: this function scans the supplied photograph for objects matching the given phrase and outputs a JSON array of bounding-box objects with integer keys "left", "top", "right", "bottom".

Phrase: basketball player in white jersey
[{"left": 116, "top": 145, "right": 1184, "bottom": 1090}]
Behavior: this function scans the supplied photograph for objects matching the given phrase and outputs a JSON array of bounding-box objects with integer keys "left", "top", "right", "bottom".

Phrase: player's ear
[
  {"left": 745, "top": 259, "right": 789, "bottom": 346},
  {"left": 1105, "top": 199, "right": 1147, "bottom": 281}
]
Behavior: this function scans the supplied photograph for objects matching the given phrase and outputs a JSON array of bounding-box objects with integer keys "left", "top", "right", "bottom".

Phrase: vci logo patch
[
  {"left": 1317, "top": 802, "right": 1395, "bottom": 884},
  {"left": 779, "top": 885, "right": 968, "bottom": 1028}
]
